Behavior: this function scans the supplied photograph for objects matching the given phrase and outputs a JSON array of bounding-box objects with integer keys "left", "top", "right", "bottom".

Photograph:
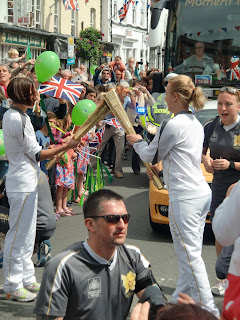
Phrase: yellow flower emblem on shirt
[
  {"left": 233, "top": 134, "right": 240, "bottom": 147},
  {"left": 121, "top": 271, "right": 136, "bottom": 295}
]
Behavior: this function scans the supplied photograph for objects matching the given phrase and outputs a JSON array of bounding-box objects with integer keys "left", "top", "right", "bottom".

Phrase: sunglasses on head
[
  {"left": 87, "top": 213, "right": 130, "bottom": 224},
  {"left": 220, "top": 87, "right": 239, "bottom": 95}
]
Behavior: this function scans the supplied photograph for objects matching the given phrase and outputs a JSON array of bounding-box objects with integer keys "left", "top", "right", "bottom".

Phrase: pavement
[{"left": 0, "top": 149, "right": 224, "bottom": 319}]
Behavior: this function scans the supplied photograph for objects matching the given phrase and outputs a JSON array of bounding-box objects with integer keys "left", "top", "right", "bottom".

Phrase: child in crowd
[
  {"left": 109, "top": 56, "right": 126, "bottom": 79},
  {"left": 35, "top": 112, "right": 57, "bottom": 176},
  {"left": 85, "top": 87, "right": 97, "bottom": 102},
  {"left": 54, "top": 113, "right": 77, "bottom": 217},
  {"left": 7, "top": 48, "right": 25, "bottom": 67},
  {"left": 74, "top": 128, "right": 95, "bottom": 203}
]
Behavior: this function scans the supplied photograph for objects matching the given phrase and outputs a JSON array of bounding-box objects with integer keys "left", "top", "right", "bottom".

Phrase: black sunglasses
[
  {"left": 164, "top": 81, "right": 168, "bottom": 87},
  {"left": 87, "top": 213, "right": 130, "bottom": 224}
]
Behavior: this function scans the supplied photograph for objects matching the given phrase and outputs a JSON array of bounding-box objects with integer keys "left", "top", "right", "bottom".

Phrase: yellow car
[
  {"left": 148, "top": 101, "right": 217, "bottom": 231},
  {"left": 149, "top": 162, "right": 213, "bottom": 231}
]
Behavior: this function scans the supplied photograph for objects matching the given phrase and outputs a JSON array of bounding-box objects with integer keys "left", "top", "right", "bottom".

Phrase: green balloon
[
  {"left": 35, "top": 51, "right": 60, "bottom": 83},
  {"left": 90, "top": 65, "right": 98, "bottom": 75},
  {"left": 72, "top": 99, "right": 97, "bottom": 126},
  {"left": 0, "top": 129, "right": 5, "bottom": 157}
]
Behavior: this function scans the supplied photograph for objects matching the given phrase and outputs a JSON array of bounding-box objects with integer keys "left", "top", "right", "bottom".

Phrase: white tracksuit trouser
[
  {"left": 169, "top": 194, "right": 219, "bottom": 318},
  {"left": 3, "top": 191, "right": 38, "bottom": 292}
]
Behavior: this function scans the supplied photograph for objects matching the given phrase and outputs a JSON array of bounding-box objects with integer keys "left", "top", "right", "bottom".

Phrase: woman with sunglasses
[
  {"left": 202, "top": 86, "right": 240, "bottom": 295},
  {"left": 127, "top": 75, "right": 219, "bottom": 317}
]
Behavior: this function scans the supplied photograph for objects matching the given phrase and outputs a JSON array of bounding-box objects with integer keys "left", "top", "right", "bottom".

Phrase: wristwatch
[{"left": 229, "top": 161, "right": 235, "bottom": 170}]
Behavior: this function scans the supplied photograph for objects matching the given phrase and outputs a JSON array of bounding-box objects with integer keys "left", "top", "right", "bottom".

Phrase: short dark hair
[
  {"left": 83, "top": 189, "right": 124, "bottom": 219},
  {"left": 154, "top": 303, "right": 218, "bottom": 320},
  {"left": 7, "top": 77, "right": 36, "bottom": 107},
  {"left": 85, "top": 87, "right": 97, "bottom": 97}
]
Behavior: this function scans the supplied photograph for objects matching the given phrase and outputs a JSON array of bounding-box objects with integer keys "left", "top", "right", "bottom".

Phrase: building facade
[
  {"left": 101, "top": 0, "right": 150, "bottom": 66},
  {"left": 0, "top": 0, "right": 101, "bottom": 68}
]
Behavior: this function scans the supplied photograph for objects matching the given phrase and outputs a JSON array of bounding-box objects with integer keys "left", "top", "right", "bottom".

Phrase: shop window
[{"left": 90, "top": 8, "right": 96, "bottom": 28}]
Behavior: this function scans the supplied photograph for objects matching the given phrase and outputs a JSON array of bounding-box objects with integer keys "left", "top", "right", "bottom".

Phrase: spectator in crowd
[
  {"left": 109, "top": 56, "right": 126, "bottom": 78},
  {"left": 127, "top": 75, "right": 219, "bottom": 318},
  {"left": 139, "top": 70, "right": 146, "bottom": 79},
  {"left": 11, "top": 62, "right": 20, "bottom": 70},
  {"left": 115, "top": 69, "right": 123, "bottom": 84},
  {"left": 84, "top": 87, "right": 97, "bottom": 102},
  {"left": 61, "top": 69, "right": 72, "bottom": 80},
  {"left": 6, "top": 48, "right": 25, "bottom": 67},
  {"left": 34, "top": 189, "right": 159, "bottom": 320},
  {"left": 0, "top": 64, "right": 12, "bottom": 98},
  {"left": 126, "top": 57, "right": 135, "bottom": 77},
  {"left": 93, "top": 65, "right": 116, "bottom": 86}
]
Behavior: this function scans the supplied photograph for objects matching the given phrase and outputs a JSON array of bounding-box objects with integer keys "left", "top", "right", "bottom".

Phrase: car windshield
[
  {"left": 195, "top": 109, "right": 218, "bottom": 126},
  {"left": 165, "top": 0, "right": 240, "bottom": 87}
]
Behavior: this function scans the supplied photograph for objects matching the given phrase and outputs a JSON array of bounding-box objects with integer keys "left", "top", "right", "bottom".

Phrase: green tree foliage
[{"left": 76, "top": 27, "right": 104, "bottom": 64}]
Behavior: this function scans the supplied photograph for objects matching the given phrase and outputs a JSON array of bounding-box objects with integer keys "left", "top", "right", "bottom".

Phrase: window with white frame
[
  {"left": 54, "top": 0, "right": 59, "bottom": 33},
  {"left": 90, "top": 8, "right": 96, "bottom": 28},
  {"left": 10, "top": 0, "right": 42, "bottom": 28},
  {"left": 140, "top": 9, "right": 144, "bottom": 27},
  {"left": 132, "top": 8, "right": 136, "bottom": 25},
  {"left": 113, "top": 3, "right": 117, "bottom": 22},
  {"left": 71, "top": 10, "right": 76, "bottom": 37},
  {"left": 7, "top": 0, "right": 14, "bottom": 23},
  {"left": 31, "top": 0, "right": 41, "bottom": 29}
]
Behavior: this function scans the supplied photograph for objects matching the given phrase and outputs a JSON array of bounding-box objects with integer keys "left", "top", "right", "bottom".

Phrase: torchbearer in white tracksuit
[
  {"left": 2, "top": 77, "right": 80, "bottom": 302},
  {"left": 127, "top": 75, "right": 219, "bottom": 318}
]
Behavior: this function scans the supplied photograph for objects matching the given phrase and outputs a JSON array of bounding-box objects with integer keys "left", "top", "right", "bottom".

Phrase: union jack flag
[
  {"left": 63, "top": 0, "right": 80, "bottom": 10},
  {"left": 103, "top": 118, "right": 124, "bottom": 131},
  {"left": 89, "top": 126, "right": 106, "bottom": 155},
  {"left": 118, "top": 0, "right": 132, "bottom": 22},
  {"left": 39, "top": 76, "right": 83, "bottom": 105}
]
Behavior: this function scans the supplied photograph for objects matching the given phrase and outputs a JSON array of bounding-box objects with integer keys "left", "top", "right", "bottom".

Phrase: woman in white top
[
  {"left": 2, "top": 77, "right": 79, "bottom": 302},
  {"left": 127, "top": 75, "right": 219, "bottom": 317}
]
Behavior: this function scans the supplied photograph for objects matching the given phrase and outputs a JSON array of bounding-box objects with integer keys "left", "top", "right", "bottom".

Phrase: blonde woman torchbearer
[{"left": 127, "top": 75, "right": 219, "bottom": 318}]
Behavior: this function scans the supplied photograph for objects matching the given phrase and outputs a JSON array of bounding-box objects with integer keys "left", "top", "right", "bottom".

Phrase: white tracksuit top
[{"left": 134, "top": 111, "right": 211, "bottom": 202}]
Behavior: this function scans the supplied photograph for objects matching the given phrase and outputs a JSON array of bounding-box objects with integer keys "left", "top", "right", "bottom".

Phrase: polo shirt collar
[{"left": 83, "top": 240, "right": 118, "bottom": 270}]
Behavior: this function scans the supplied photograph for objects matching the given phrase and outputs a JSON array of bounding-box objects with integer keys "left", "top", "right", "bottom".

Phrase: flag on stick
[
  {"left": 39, "top": 76, "right": 83, "bottom": 105},
  {"left": 118, "top": 0, "right": 132, "bottom": 22},
  {"left": 26, "top": 43, "right": 32, "bottom": 61}
]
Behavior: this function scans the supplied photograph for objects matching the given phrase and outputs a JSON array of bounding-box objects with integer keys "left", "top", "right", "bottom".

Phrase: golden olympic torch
[
  {"left": 45, "top": 89, "right": 164, "bottom": 190},
  {"left": 103, "top": 90, "right": 163, "bottom": 190}
]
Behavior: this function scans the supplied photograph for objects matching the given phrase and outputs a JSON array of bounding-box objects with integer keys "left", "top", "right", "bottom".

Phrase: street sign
[
  {"left": 67, "top": 58, "right": 75, "bottom": 65},
  {"left": 68, "top": 36, "right": 74, "bottom": 58}
]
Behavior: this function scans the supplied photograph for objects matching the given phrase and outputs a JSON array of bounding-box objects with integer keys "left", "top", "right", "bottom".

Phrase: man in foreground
[{"left": 34, "top": 189, "right": 159, "bottom": 319}]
